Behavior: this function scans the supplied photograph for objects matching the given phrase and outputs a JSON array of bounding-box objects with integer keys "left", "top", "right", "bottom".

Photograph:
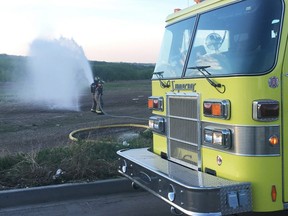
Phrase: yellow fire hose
[{"left": 69, "top": 124, "right": 149, "bottom": 142}]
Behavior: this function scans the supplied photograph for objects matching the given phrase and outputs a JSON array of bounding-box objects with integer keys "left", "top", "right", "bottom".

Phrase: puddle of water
[{"left": 117, "top": 132, "right": 139, "bottom": 142}]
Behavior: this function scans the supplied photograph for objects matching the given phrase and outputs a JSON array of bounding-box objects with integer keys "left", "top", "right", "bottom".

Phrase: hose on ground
[{"left": 69, "top": 124, "right": 149, "bottom": 142}]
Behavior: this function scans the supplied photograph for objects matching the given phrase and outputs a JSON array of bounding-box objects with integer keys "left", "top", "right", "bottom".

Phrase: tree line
[
  {"left": 0, "top": 54, "right": 29, "bottom": 82},
  {"left": 0, "top": 54, "right": 155, "bottom": 82}
]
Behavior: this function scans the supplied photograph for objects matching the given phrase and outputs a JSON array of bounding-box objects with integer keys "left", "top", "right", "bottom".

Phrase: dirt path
[{"left": 0, "top": 80, "right": 151, "bottom": 156}]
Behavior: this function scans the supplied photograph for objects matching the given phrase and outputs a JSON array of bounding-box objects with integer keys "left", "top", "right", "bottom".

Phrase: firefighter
[
  {"left": 95, "top": 80, "right": 104, "bottom": 115},
  {"left": 90, "top": 76, "right": 99, "bottom": 112}
]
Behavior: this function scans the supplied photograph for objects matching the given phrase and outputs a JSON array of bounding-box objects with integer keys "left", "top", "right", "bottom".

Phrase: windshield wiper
[
  {"left": 153, "top": 71, "right": 170, "bottom": 88},
  {"left": 188, "top": 66, "right": 226, "bottom": 93}
]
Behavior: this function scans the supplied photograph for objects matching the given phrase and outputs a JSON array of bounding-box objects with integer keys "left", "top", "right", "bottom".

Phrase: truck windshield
[
  {"left": 153, "top": 17, "right": 196, "bottom": 78},
  {"left": 153, "top": 0, "right": 283, "bottom": 79}
]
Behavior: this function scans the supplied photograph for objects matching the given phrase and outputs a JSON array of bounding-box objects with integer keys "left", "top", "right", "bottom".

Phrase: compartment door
[{"left": 282, "top": 38, "right": 288, "bottom": 202}]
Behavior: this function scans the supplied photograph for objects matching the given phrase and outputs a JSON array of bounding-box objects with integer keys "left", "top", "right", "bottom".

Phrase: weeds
[{"left": 0, "top": 131, "right": 152, "bottom": 190}]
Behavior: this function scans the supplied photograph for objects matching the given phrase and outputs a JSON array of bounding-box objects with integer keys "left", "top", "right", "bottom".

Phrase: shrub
[{"left": 0, "top": 132, "right": 152, "bottom": 190}]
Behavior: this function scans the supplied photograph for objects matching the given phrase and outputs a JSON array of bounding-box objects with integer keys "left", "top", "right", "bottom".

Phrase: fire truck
[{"left": 117, "top": 0, "right": 288, "bottom": 215}]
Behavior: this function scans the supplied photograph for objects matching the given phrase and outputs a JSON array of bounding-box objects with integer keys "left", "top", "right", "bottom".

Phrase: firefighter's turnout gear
[{"left": 90, "top": 77, "right": 104, "bottom": 114}]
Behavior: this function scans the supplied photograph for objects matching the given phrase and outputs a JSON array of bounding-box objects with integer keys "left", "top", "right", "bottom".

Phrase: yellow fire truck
[{"left": 117, "top": 0, "right": 288, "bottom": 214}]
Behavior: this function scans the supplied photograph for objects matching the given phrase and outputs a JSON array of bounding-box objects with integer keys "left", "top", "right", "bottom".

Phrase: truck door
[{"left": 282, "top": 37, "right": 288, "bottom": 203}]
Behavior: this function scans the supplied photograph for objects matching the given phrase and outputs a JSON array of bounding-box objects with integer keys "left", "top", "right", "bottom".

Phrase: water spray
[{"left": 20, "top": 37, "right": 93, "bottom": 111}]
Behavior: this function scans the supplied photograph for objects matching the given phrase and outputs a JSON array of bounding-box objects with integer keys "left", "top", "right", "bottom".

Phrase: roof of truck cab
[{"left": 165, "top": 0, "right": 239, "bottom": 24}]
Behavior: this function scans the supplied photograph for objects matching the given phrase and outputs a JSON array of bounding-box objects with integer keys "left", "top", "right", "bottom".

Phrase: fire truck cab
[{"left": 118, "top": 0, "right": 288, "bottom": 215}]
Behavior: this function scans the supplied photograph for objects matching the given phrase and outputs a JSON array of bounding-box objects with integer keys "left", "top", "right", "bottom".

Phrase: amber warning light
[
  {"left": 203, "top": 100, "right": 230, "bottom": 119},
  {"left": 269, "top": 135, "right": 279, "bottom": 146},
  {"left": 271, "top": 185, "right": 277, "bottom": 202},
  {"left": 148, "top": 97, "right": 163, "bottom": 111}
]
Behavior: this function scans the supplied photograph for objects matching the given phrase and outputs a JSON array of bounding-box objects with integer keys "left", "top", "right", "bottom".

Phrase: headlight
[
  {"left": 149, "top": 116, "right": 165, "bottom": 134},
  {"left": 204, "top": 127, "right": 232, "bottom": 149}
]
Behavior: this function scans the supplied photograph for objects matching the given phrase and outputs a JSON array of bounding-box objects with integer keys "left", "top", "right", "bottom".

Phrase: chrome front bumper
[{"left": 117, "top": 148, "right": 252, "bottom": 216}]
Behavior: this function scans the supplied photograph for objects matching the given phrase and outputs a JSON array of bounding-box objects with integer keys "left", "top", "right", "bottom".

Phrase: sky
[{"left": 0, "top": 0, "right": 196, "bottom": 63}]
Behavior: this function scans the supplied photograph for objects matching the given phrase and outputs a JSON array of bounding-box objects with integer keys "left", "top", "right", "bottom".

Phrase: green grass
[{"left": 0, "top": 130, "right": 152, "bottom": 190}]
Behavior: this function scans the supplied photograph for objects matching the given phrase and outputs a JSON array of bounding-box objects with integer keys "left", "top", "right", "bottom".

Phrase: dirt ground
[{"left": 0, "top": 80, "right": 151, "bottom": 156}]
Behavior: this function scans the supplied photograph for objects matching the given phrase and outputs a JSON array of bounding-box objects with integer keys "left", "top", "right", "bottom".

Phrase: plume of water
[{"left": 22, "top": 37, "right": 93, "bottom": 111}]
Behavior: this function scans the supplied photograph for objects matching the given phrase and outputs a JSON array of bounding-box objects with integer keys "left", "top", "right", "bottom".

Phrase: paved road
[
  {"left": 2, "top": 191, "right": 288, "bottom": 216},
  {"left": 2, "top": 192, "right": 288, "bottom": 216},
  {"left": 0, "top": 191, "right": 172, "bottom": 216},
  {"left": 0, "top": 178, "right": 288, "bottom": 216}
]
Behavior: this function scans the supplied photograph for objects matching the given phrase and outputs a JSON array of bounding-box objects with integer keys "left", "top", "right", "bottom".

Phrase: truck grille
[{"left": 167, "top": 94, "right": 200, "bottom": 170}]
